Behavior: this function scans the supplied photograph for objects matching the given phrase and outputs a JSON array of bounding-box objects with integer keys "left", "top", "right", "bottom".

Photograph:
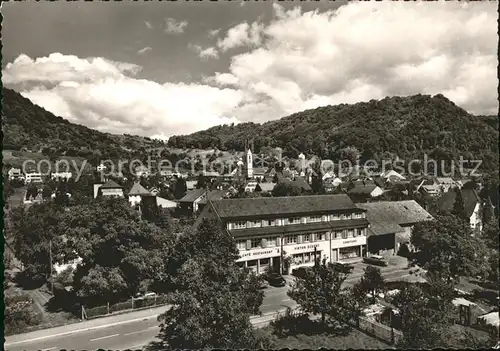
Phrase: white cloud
[
  {"left": 137, "top": 46, "right": 152, "bottom": 55},
  {"left": 216, "top": 1, "right": 498, "bottom": 119},
  {"left": 189, "top": 44, "right": 219, "bottom": 60},
  {"left": 164, "top": 17, "right": 188, "bottom": 34},
  {"left": 145, "top": 21, "right": 153, "bottom": 29},
  {"left": 2, "top": 2, "right": 497, "bottom": 140},
  {"left": 3, "top": 54, "right": 241, "bottom": 137},
  {"left": 217, "top": 22, "right": 264, "bottom": 52},
  {"left": 208, "top": 28, "right": 221, "bottom": 37}
]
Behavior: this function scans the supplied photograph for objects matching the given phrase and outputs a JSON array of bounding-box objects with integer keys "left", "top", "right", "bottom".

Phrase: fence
[
  {"left": 272, "top": 306, "right": 403, "bottom": 345},
  {"left": 81, "top": 294, "right": 170, "bottom": 320},
  {"left": 357, "top": 315, "right": 403, "bottom": 345}
]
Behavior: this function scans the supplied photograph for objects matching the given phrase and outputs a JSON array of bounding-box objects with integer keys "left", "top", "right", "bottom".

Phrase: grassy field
[
  {"left": 261, "top": 325, "right": 392, "bottom": 349},
  {"left": 3, "top": 150, "right": 89, "bottom": 171}
]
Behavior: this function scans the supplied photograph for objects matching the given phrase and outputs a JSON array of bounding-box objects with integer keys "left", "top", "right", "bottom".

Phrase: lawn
[{"left": 265, "top": 327, "right": 392, "bottom": 349}]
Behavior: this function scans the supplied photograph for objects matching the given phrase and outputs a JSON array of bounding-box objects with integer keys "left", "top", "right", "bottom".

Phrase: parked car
[
  {"left": 267, "top": 273, "right": 286, "bottom": 287},
  {"left": 134, "top": 292, "right": 157, "bottom": 300},
  {"left": 363, "top": 255, "right": 388, "bottom": 267}
]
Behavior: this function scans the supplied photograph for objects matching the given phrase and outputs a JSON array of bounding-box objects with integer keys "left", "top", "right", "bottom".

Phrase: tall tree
[
  {"left": 451, "top": 189, "right": 467, "bottom": 221},
  {"left": 391, "top": 277, "right": 455, "bottom": 349},
  {"left": 355, "top": 265, "right": 385, "bottom": 304},
  {"left": 288, "top": 258, "right": 353, "bottom": 326},
  {"left": 156, "top": 219, "right": 268, "bottom": 349},
  {"left": 411, "top": 215, "right": 489, "bottom": 282}
]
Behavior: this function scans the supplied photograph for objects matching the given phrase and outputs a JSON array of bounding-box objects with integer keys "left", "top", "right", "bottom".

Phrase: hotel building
[{"left": 200, "top": 194, "right": 370, "bottom": 274}]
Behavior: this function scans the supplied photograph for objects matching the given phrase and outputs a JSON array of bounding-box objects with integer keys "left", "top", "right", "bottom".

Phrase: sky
[{"left": 2, "top": 0, "right": 498, "bottom": 141}]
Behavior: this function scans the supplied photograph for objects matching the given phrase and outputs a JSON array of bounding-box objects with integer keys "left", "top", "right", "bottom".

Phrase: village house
[
  {"left": 25, "top": 172, "right": 43, "bottom": 184},
  {"left": 435, "top": 177, "right": 460, "bottom": 193},
  {"left": 127, "top": 181, "right": 154, "bottom": 207},
  {"left": 51, "top": 172, "right": 72, "bottom": 180},
  {"left": 198, "top": 194, "right": 370, "bottom": 274},
  {"left": 347, "top": 180, "right": 384, "bottom": 203},
  {"left": 8, "top": 168, "right": 24, "bottom": 181},
  {"left": 437, "top": 188, "right": 483, "bottom": 232},
  {"left": 178, "top": 189, "right": 227, "bottom": 215},
  {"left": 93, "top": 179, "right": 124, "bottom": 198},
  {"left": 356, "top": 201, "right": 433, "bottom": 256}
]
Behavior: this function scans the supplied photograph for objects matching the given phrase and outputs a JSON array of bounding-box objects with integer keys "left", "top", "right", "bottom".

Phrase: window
[
  {"left": 267, "top": 236, "right": 277, "bottom": 247},
  {"left": 251, "top": 238, "right": 261, "bottom": 248},
  {"left": 304, "top": 252, "right": 311, "bottom": 263},
  {"left": 317, "top": 233, "right": 324, "bottom": 241},
  {"left": 345, "top": 213, "right": 352, "bottom": 220},
  {"left": 330, "top": 214, "right": 340, "bottom": 221},
  {"left": 285, "top": 235, "right": 298, "bottom": 245},
  {"left": 335, "top": 231, "right": 343, "bottom": 239},
  {"left": 342, "top": 231, "right": 348, "bottom": 239},
  {"left": 236, "top": 240, "right": 247, "bottom": 250},
  {"left": 309, "top": 215, "right": 322, "bottom": 223},
  {"left": 288, "top": 217, "right": 301, "bottom": 225},
  {"left": 339, "top": 214, "right": 346, "bottom": 220},
  {"left": 249, "top": 220, "right": 261, "bottom": 228},
  {"left": 357, "top": 228, "right": 364, "bottom": 237},
  {"left": 347, "top": 230, "right": 354, "bottom": 238},
  {"left": 233, "top": 221, "right": 247, "bottom": 229},
  {"left": 304, "top": 234, "right": 311, "bottom": 242},
  {"left": 263, "top": 219, "right": 276, "bottom": 227}
]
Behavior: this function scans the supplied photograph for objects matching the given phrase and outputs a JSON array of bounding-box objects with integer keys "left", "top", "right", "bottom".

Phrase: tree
[
  {"left": 156, "top": 219, "right": 268, "bottom": 349},
  {"left": 411, "top": 215, "right": 489, "bottom": 282},
  {"left": 451, "top": 189, "right": 467, "bottom": 221},
  {"left": 355, "top": 266, "right": 385, "bottom": 304},
  {"left": 42, "top": 185, "right": 53, "bottom": 200},
  {"left": 195, "top": 174, "right": 207, "bottom": 189},
  {"left": 25, "top": 182, "right": 38, "bottom": 200},
  {"left": 173, "top": 177, "right": 187, "bottom": 199},
  {"left": 288, "top": 258, "right": 353, "bottom": 326},
  {"left": 65, "top": 198, "right": 175, "bottom": 304},
  {"left": 391, "top": 277, "right": 455, "bottom": 349},
  {"left": 271, "top": 182, "right": 302, "bottom": 197}
]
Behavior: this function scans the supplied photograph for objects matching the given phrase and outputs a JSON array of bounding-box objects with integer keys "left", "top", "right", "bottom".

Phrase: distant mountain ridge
[
  {"left": 167, "top": 94, "right": 498, "bottom": 173},
  {"left": 1, "top": 87, "right": 164, "bottom": 159}
]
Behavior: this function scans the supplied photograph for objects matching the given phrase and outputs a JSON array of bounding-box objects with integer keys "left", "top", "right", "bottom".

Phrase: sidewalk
[{"left": 5, "top": 305, "right": 170, "bottom": 346}]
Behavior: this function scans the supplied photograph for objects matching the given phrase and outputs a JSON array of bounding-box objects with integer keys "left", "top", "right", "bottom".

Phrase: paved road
[{"left": 6, "top": 265, "right": 411, "bottom": 351}]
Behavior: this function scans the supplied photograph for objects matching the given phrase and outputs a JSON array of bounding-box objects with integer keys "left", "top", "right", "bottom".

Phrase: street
[{"left": 5, "top": 263, "right": 412, "bottom": 351}]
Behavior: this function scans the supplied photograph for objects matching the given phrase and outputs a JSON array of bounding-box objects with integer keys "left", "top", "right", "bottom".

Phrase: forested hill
[
  {"left": 2, "top": 88, "right": 164, "bottom": 159},
  {"left": 168, "top": 94, "right": 498, "bottom": 172}
]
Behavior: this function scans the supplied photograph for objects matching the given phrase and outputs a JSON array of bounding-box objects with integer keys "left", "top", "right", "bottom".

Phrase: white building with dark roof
[{"left": 199, "top": 194, "right": 370, "bottom": 274}]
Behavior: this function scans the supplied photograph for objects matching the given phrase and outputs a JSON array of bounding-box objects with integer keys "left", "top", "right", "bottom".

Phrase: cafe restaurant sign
[{"left": 238, "top": 248, "right": 280, "bottom": 261}]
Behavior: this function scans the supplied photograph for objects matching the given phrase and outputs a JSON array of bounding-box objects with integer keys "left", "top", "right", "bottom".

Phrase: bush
[
  {"left": 110, "top": 300, "right": 133, "bottom": 313},
  {"left": 4, "top": 295, "right": 42, "bottom": 335},
  {"left": 85, "top": 305, "right": 109, "bottom": 319}
]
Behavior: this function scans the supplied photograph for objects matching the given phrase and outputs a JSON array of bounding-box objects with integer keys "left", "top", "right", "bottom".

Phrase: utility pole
[{"left": 49, "top": 240, "right": 54, "bottom": 295}]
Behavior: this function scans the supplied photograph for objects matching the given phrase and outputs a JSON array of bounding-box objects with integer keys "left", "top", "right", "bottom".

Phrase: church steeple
[{"left": 244, "top": 138, "right": 254, "bottom": 179}]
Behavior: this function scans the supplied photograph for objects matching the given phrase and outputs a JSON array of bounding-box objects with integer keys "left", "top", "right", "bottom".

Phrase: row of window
[
  {"left": 235, "top": 229, "right": 366, "bottom": 250},
  {"left": 230, "top": 212, "right": 365, "bottom": 230}
]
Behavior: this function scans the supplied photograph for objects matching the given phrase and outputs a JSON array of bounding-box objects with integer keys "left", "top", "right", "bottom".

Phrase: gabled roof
[
  {"left": 253, "top": 167, "right": 267, "bottom": 175},
  {"left": 437, "top": 188, "right": 480, "bottom": 218},
  {"left": 179, "top": 189, "right": 206, "bottom": 203},
  {"left": 347, "top": 180, "right": 379, "bottom": 195},
  {"left": 99, "top": 179, "right": 123, "bottom": 189},
  {"left": 209, "top": 194, "right": 360, "bottom": 219},
  {"left": 255, "top": 182, "right": 275, "bottom": 192},
  {"left": 381, "top": 170, "right": 406, "bottom": 180},
  {"left": 198, "top": 190, "right": 227, "bottom": 205},
  {"left": 357, "top": 200, "right": 433, "bottom": 236},
  {"left": 128, "top": 182, "right": 152, "bottom": 196}
]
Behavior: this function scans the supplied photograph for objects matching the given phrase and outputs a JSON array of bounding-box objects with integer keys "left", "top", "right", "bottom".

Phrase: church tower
[{"left": 245, "top": 139, "right": 254, "bottom": 179}]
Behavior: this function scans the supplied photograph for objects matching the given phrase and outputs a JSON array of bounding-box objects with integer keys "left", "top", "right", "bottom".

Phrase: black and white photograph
[{"left": 2, "top": 0, "right": 499, "bottom": 350}]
